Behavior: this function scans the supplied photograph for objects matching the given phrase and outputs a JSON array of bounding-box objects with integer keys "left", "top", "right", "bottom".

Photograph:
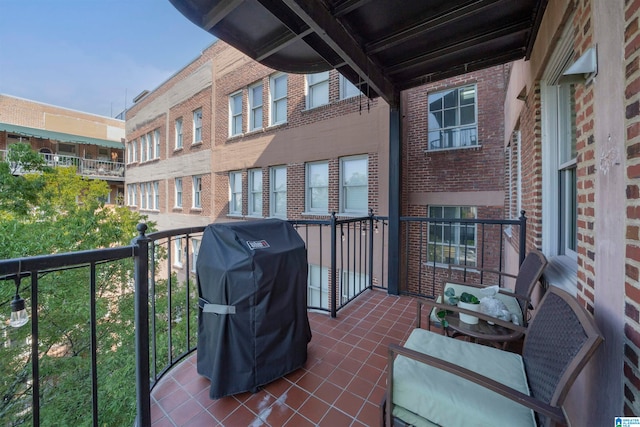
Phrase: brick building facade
[
  {"left": 503, "top": 0, "right": 640, "bottom": 423},
  {"left": 124, "top": 40, "right": 509, "bottom": 311}
]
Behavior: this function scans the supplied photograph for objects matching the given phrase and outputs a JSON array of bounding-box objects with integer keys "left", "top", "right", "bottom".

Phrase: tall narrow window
[
  {"left": 306, "top": 72, "right": 329, "bottom": 109},
  {"left": 340, "top": 74, "right": 360, "bottom": 99},
  {"left": 249, "top": 82, "right": 263, "bottom": 131},
  {"left": 542, "top": 82, "right": 578, "bottom": 258},
  {"left": 154, "top": 129, "right": 160, "bottom": 159},
  {"left": 270, "top": 73, "right": 288, "bottom": 125},
  {"left": 541, "top": 25, "right": 578, "bottom": 263},
  {"left": 146, "top": 133, "right": 153, "bottom": 161},
  {"left": 146, "top": 182, "right": 153, "bottom": 209},
  {"left": 340, "top": 156, "right": 368, "bottom": 214},
  {"left": 307, "top": 264, "right": 329, "bottom": 309},
  {"left": 193, "top": 108, "right": 202, "bottom": 143},
  {"left": 270, "top": 166, "right": 287, "bottom": 218},
  {"left": 174, "top": 237, "right": 183, "bottom": 267},
  {"left": 175, "top": 178, "right": 183, "bottom": 208},
  {"left": 132, "top": 139, "right": 138, "bottom": 162},
  {"left": 427, "top": 206, "right": 477, "bottom": 266},
  {"left": 229, "top": 92, "right": 243, "bottom": 136},
  {"left": 127, "top": 142, "right": 132, "bottom": 163},
  {"left": 191, "top": 239, "right": 200, "bottom": 273},
  {"left": 175, "top": 118, "right": 183, "bottom": 149},
  {"left": 306, "top": 161, "right": 329, "bottom": 213},
  {"left": 248, "top": 169, "right": 263, "bottom": 217},
  {"left": 140, "top": 137, "right": 146, "bottom": 162},
  {"left": 229, "top": 171, "right": 243, "bottom": 215},
  {"left": 140, "top": 183, "right": 147, "bottom": 209},
  {"left": 192, "top": 176, "right": 202, "bottom": 208},
  {"left": 428, "top": 85, "right": 477, "bottom": 150},
  {"left": 153, "top": 181, "right": 159, "bottom": 210}
]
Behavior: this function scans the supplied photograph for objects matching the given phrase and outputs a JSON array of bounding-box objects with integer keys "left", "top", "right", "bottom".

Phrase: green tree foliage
[{"left": 0, "top": 144, "right": 172, "bottom": 426}]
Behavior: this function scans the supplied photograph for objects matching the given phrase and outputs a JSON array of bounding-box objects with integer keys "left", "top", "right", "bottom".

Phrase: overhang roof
[
  {"left": 169, "top": 0, "right": 548, "bottom": 107},
  {"left": 0, "top": 123, "right": 124, "bottom": 150}
]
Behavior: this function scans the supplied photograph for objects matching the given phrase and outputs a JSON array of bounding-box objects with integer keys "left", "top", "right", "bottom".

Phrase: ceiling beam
[
  {"left": 366, "top": 0, "right": 503, "bottom": 55},
  {"left": 281, "top": 0, "right": 399, "bottom": 106},
  {"left": 255, "top": 28, "right": 314, "bottom": 62},
  {"left": 202, "top": 0, "right": 244, "bottom": 31},
  {"left": 386, "top": 20, "right": 531, "bottom": 75},
  {"left": 332, "top": 0, "right": 372, "bottom": 17}
]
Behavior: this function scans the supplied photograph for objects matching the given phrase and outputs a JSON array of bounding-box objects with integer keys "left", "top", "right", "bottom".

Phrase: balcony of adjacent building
[
  {"left": 0, "top": 213, "right": 528, "bottom": 426},
  {"left": 0, "top": 124, "right": 125, "bottom": 183}
]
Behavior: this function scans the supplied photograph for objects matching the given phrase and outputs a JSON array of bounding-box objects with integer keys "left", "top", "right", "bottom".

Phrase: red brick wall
[
  {"left": 401, "top": 66, "right": 508, "bottom": 295},
  {"left": 573, "top": 0, "right": 597, "bottom": 314},
  {"left": 625, "top": 0, "right": 640, "bottom": 416}
]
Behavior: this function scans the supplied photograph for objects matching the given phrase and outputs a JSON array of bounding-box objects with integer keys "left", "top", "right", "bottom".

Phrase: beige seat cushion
[{"left": 392, "top": 328, "right": 536, "bottom": 427}]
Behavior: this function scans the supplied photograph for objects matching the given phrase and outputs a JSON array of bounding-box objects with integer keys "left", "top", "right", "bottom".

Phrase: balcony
[
  {"left": 0, "top": 149, "right": 125, "bottom": 182},
  {"left": 150, "top": 289, "right": 416, "bottom": 426},
  {"left": 0, "top": 214, "right": 525, "bottom": 426}
]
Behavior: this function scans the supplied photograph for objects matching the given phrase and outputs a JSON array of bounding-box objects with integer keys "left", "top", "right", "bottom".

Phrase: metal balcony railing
[
  {"left": 0, "top": 213, "right": 526, "bottom": 426},
  {"left": 0, "top": 150, "right": 125, "bottom": 181}
]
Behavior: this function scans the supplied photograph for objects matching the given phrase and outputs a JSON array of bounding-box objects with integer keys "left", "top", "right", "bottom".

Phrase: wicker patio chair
[{"left": 382, "top": 286, "right": 603, "bottom": 427}]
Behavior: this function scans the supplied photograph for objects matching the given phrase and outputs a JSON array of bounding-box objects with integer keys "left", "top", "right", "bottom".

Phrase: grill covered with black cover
[{"left": 196, "top": 219, "right": 311, "bottom": 399}]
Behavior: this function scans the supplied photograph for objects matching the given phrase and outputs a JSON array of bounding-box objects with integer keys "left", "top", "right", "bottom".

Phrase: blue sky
[{"left": 0, "top": 0, "right": 216, "bottom": 118}]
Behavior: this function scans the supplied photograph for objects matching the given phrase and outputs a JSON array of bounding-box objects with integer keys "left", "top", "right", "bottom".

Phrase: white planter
[{"left": 458, "top": 301, "right": 480, "bottom": 324}]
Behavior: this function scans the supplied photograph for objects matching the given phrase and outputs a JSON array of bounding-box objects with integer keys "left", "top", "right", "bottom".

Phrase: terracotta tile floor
[{"left": 150, "top": 289, "right": 417, "bottom": 426}]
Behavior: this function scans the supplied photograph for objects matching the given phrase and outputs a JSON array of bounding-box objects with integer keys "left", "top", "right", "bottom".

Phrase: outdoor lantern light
[{"left": 10, "top": 277, "right": 28, "bottom": 328}]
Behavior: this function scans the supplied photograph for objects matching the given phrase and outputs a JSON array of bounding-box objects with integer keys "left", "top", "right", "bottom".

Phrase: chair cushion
[{"left": 392, "top": 328, "right": 536, "bottom": 427}]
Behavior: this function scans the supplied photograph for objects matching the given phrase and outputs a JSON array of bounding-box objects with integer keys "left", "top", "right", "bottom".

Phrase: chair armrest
[{"left": 387, "top": 343, "right": 566, "bottom": 424}]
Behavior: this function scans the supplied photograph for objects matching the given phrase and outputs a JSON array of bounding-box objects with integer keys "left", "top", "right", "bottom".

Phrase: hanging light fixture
[{"left": 10, "top": 276, "right": 28, "bottom": 328}]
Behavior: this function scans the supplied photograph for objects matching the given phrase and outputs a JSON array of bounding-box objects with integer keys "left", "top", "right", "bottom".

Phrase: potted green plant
[
  {"left": 441, "top": 288, "right": 480, "bottom": 324},
  {"left": 457, "top": 291, "right": 480, "bottom": 324}
]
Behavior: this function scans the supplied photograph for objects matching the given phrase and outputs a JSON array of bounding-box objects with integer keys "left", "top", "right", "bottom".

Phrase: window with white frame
[
  {"left": 192, "top": 175, "right": 202, "bottom": 208},
  {"left": 306, "top": 71, "right": 329, "bottom": 109},
  {"left": 127, "top": 184, "right": 136, "bottom": 206},
  {"left": 153, "top": 181, "right": 159, "bottom": 210},
  {"left": 191, "top": 238, "right": 200, "bottom": 272},
  {"left": 308, "top": 264, "right": 329, "bottom": 309},
  {"left": 339, "top": 74, "right": 360, "bottom": 99},
  {"left": 146, "top": 182, "right": 153, "bottom": 209},
  {"left": 127, "top": 142, "right": 132, "bottom": 163},
  {"left": 270, "top": 166, "right": 287, "bottom": 218},
  {"left": 139, "top": 137, "right": 146, "bottom": 162},
  {"left": 269, "top": 73, "right": 288, "bottom": 125},
  {"left": 248, "top": 169, "right": 262, "bottom": 217},
  {"left": 132, "top": 139, "right": 138, "bottom": 162},
  {"left": 174, "top": 237, "right": 183, "bottom": 267},
  {"left": 248, "top": 82, "right": 263, "bottom": 131},
  {"left": 175, "top": 118, "right": 183, "bottom": 149},
  {"left": 229, "top": 92, "right": 243, "bottom": 136},
  {"left": 146, "top": 132, "right": 153, "bottom": 160},
  {"left": 306, "top": 161, "right": 328, "bottom": 213},
  {"left": 427, "top": 206, "right": 477, "bottom": 266},
  {"left": 140, "top": 183, "right": 147, "bottom": 209},
  {"left": 229, "top": 171, "right": 243, "bottom": 215},
  {"left": 154, "top": 129, "right": 160, "bottom": 159},
  {"left": 193, "top": 108, "right": 203, "bottom": 143},
  {"left": 428, "top": 85, "right": 477, "bottom": 150},
  {"left": 175, "top": 178, "right": 183, "bottom": 208},
  {"left": 341, "top": 270, "right": 369, "bottom": 304},
  {"left": 541, "top": 30, "right": 578, "bottom": 262},
  {"left": 340, "top": 156, "right": 368, "bottom": 214}
]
